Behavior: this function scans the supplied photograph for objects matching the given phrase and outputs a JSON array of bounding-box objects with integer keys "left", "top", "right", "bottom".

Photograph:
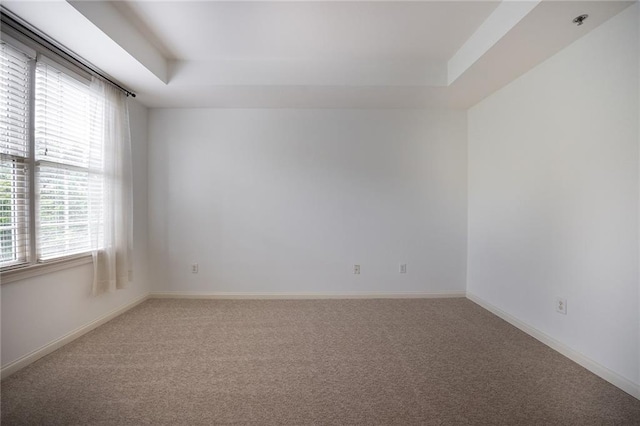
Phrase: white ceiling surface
[
  {"left": 2, "top": 1, "right": 634, "bottom": 108},
  {"left": 117, "top": 1, "right": 499, "bottom": 61}
]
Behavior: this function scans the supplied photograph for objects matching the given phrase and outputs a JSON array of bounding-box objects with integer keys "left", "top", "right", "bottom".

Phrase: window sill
[{"left": 1, "top": 254, "right": 93, "bottom": 285}]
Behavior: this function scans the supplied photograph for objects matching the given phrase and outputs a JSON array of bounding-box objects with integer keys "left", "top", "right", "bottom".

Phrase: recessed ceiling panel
[{"left": 119, "top": 1, "right": 501, "bottom": 61}]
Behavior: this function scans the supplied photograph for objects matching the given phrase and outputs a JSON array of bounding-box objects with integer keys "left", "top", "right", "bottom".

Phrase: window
[
  {"left": 1, "top": 40, "right": 104, "bottom": 270},
  {"left": 0, "top": 42, "right": 30, "bottom": 268},
  {"left": 35, "top": 61, "right": 104, "bottom": 261}
]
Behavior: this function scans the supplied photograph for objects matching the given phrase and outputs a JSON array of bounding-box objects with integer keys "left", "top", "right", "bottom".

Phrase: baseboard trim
[
  {"left": 467, "top": 293, "right": 640, "bottom": 400},
  {"left": 1, "top": 293, "right": 150, "bottom": 380},
  {"left": 150, "top": 291, "right": 467, "bottom": 300}
]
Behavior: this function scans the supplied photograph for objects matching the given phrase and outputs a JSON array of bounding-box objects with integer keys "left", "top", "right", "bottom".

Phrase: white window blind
[
  {"left": 1, "top": 16, "right": 132, "bottom": 283},
  {"left": 0, "top": 42, "right": 31, "bottom": 267},
  {"left": 34, "top": 61, "right": 103, "bottom": 261}
]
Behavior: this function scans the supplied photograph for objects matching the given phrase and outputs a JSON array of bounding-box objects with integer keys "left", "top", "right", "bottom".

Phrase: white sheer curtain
[{"left": 89, "top": 77, "right": 133, "bottom": 296}]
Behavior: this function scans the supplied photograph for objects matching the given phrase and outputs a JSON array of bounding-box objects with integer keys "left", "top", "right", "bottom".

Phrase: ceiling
[
  {"left": 2, "top": 1, "right": 635, "bottom": 109},
  {"left": 113, "top": 1, "right": 500, "bottom": 61}
]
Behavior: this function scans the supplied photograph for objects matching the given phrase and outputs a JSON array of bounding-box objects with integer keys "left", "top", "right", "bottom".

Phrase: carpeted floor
[{"left": 1, "top": 298, "right": 639, "bottom": 425}]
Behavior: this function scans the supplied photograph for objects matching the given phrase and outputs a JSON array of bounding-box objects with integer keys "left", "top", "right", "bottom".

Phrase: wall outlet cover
[{"left": 556, "top": 297, "right": 567, "bottom": 315}]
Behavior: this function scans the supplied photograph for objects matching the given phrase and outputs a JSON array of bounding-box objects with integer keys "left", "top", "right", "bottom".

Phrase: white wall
[
  {"left": 467, "top": 4, "right": 639, "bottom": 387},
  {"left": 148, "top": 109, "right": 467, "bottom": 295},
  {"left": 0, "top": 99, "right": 150, "bottom": 368}
]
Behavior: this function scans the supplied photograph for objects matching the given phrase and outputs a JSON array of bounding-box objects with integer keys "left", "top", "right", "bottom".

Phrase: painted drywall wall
[
  {"left": 467, "top": 4, "right": 639, "bottom": 387},
  {"left": 0, "top": 99, "right": 150, "bottom": 367},
  {"left": 148, "top": 109, "right": 467, "bottom": 295}
]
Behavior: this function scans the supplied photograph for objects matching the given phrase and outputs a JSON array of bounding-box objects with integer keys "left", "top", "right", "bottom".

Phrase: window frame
[
  {"left": 1, "top": 36, "right": 98, "bottom": 283},
  {"left": 34, "top": 59, "right": 103, "bottom": 262}
]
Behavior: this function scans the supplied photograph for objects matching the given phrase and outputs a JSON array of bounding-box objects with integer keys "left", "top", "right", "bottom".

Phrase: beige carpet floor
[{"left": 1, "top": 298, "right": 639, "bottom": 425}]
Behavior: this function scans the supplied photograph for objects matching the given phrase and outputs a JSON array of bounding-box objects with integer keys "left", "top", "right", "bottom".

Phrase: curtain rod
[{"left": 0, "top": 7, "right": 136, "bottom": 98}]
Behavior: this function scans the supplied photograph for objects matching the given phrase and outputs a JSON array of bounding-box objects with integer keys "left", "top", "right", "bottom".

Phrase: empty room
[{"left": 1, "top": 0, "right": 639, "bottom": 424}]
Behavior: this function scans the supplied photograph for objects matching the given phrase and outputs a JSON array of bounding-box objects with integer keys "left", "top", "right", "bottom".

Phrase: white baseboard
[
  {"left": 467, "top": 293, "right": 640, "bottom": 400},
  {"left": 1, "top": 293, "right": 149, "bottom": 380},
  {"left": 150, "top": 291, "right": 467, "bottom": 300}
]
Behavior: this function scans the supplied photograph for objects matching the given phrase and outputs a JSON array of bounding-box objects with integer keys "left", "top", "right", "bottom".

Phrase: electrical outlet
[
  {"left": 353, "top": 264, "right": 360, "bottom": 275},
  {"left": 556, "top": 297, "right": 567, "bottom": 315},
  {"left": 191, "top": 263, "right": 199, "bottom": 274},
  {"left": 399, "top": 263, "right": 407, "bottom": 274}
]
